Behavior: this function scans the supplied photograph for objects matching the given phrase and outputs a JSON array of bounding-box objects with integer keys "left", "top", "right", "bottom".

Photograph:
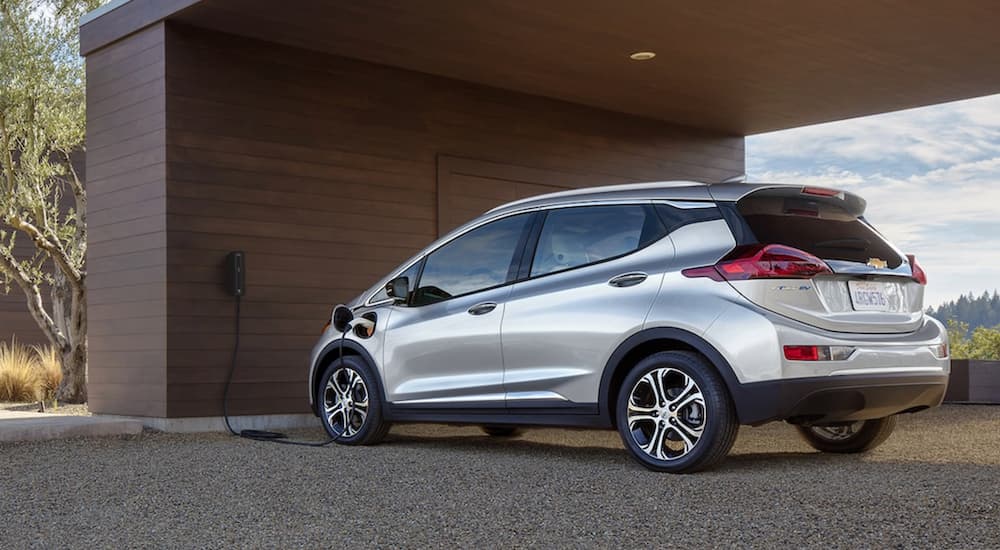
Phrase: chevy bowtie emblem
[{"left": 867, "top": 258, "right": 887, "bottom": 269}]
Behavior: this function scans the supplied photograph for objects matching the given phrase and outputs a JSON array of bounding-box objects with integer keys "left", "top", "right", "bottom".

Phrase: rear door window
[{"left": 530, "top": 204, "right": 665, "bottom": 277}]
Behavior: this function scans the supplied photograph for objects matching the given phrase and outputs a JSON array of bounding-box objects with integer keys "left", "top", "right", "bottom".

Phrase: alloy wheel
[
  {"left": 323, "top": 367, "right": 370, "bottom": 437},
  {"left": 626, "top": 367, "right": 706, "bottom": 461}
]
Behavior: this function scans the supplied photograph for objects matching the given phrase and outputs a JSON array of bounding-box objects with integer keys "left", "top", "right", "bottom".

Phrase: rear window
[{"left": 733, "top": 192, "right": 902, "bottom": 268}]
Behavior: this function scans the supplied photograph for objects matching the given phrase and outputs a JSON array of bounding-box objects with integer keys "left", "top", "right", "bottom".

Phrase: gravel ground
[{"left": 1, "top": 405, "right": 997, "bottom": 548}]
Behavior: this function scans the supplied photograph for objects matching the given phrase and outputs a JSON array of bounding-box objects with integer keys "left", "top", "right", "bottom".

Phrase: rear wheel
[
  {"left": 615, "top": 351, "right": 738, "bottom": 473},
  {"left": 797, "top": 416, "right": 896, "bottom": 453},
  {"left": 481, "top": 425, "right": 521, "bottom": 437}
]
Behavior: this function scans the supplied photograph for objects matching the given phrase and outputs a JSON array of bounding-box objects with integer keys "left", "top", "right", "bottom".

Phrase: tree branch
[
  {"left": 0, "top": 247, "right": 67, "bottom": 350},
  {"left": 6, "top": 214, "right": 82, "bottom": 289},
  {"left": 62, "top": 150, "right": 86, "bottom": 246},
  {"left": 0, "top": 112, "right": 16, "bottom": 194}
]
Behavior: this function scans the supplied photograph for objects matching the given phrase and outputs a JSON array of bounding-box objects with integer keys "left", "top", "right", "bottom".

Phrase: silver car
[{"left": 307, "top": 182, "right": 949, "bottom": 473}]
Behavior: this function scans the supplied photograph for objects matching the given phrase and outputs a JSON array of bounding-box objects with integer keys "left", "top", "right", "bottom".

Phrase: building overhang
[{"left": 81, "top": 0, "right": 1000, "bottom": 135}]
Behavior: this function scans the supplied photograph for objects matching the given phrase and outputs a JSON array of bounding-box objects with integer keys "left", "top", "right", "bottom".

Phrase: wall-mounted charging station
[
  {"left": 225, "top": 251, "right": 246, "bottom": 297},
  {"left": 220, "top": 250, "right": 340, "bottom": 447}
]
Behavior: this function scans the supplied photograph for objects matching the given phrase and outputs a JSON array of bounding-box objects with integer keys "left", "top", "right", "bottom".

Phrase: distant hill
[{"left": 927, "top": 291, "right": 1000, "bottom": 330}]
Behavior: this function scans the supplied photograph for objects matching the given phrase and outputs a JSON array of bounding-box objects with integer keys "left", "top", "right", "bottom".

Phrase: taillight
[
  {"left": 783, "top": 345, "right": 856, "bottom": 361},
  {"left": 783, "top": 345, "right": 820, "bottom": 361},
  {"left": 907, "top": 254, "right": 927, "bottom": 285},
  {"left": 930, "top": 343, "right": 948, "bottom": 359},
  {"left": 682, "top": 244, "right": 832, "bottom": 282}
]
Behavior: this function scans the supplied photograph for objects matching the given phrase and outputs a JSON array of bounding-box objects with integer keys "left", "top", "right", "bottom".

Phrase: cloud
[
  {"left": 747, "top": 93, "right": 1000, "bottom": 307},
  {"left": 748, "top": 94, "right": 1000, "bottom": 176}
]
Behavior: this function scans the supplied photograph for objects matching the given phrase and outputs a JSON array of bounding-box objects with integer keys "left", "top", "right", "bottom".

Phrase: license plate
[{"left": 848, "top": 280, "right": 892, "bottom": 311}]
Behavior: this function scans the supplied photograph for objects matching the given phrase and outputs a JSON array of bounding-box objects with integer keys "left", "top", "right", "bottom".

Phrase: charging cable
[{"left": 222, "top": 295, "right": 358, "bottom": 447}]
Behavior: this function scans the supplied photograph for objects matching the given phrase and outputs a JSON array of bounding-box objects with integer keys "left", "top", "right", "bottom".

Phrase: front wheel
[
  {"left": 796, "top": 416, "right": 896, "bottom": 453},
  {"left": 317, "top": 356, "right": 390, "bottom": 445},
  {"left": 615, "top": 351, "right": 739, "bottom": 474}
]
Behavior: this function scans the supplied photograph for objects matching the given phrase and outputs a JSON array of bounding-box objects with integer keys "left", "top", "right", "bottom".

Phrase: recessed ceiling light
[{"left": 629, "top": 51, "right": 656, "bottom": 61}]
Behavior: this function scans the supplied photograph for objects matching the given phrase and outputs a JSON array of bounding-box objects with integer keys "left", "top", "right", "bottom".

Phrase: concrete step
[{"left": 0, "top": 411, "right": 143, "bottom": 442}]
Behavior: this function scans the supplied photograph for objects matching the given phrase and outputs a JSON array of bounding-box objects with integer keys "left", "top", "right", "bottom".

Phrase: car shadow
[
  {"left": 383, "top": 432, "right": 631, "bottom": 463},
  {"left": 380, "top": 431, "right": 977, "bottom": 473}
]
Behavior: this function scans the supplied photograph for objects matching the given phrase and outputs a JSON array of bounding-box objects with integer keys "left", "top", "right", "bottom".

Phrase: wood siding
[
  {"left": 159, "top": 25, "right": 743, "bottom": 417},
  {"left": 437, "top": 156, "right": 610, "bottom": 236},
  {"left": 85, "top": 24, "right": 168, "bottom": 417}
]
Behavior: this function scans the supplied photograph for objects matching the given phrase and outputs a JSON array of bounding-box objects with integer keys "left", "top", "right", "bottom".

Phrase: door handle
[
  {"left": 467, "top": 302, "right": 498, "bottom": 315},
  {"left": 608, "top": 272, "right": 648, "bottom": 288}
]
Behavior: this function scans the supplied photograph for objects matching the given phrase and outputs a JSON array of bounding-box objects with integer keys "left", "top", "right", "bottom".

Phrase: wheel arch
[
  {"left": 310, "top": 340, "right": 387, "bottom": 416},
  {"left": 599, "top": 327, "right": 748, "bottom": 426}
]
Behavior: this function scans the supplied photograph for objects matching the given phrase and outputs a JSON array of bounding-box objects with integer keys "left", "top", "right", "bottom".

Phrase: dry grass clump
[
  {"left": 0, "top": 337, "right": 40, "bottom": 402},
  {"left": 33, "top": 344, "right": 63, "bottom": 402},
  {"left": 0, "top": 337, "right": 63, "bottom": 404}
]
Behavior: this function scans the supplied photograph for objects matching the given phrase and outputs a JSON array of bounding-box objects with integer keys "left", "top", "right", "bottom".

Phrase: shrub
[
  {"left": 0, "top": 337, "right": 41, "bottom": 402},
  {"left": 946, "top": 319, "right": 1000, "bottom": 360},
  {"left": 33, "top": 345, "right": 63, "bottom": 403}
]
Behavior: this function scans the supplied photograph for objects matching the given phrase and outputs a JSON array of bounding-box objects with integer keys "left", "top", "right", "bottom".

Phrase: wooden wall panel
[
  {"left": 437, "top": 156, "right": 620, "bottom": 236},
  {"left": 162, "top": 25, "right": 744, "bottom": 417},
  {"left": 85, "top": 24, "right": 168, "bottom": 418}
]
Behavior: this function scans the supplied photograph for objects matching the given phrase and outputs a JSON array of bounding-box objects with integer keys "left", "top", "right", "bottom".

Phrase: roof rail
[{"left": 487, "top": 180, "right": 708, "bottom": 213}]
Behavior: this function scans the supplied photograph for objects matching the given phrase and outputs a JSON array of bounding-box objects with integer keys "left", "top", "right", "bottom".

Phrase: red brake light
[
  {"left": 783, "top": 345, "right": 856, "bottom": 361},
  {"left": 784, "top": 345, "right": 820, "bottom": 361},
  {"left": 682, "top": 244, "right": 832, "bottom": 281},
  {"left": 907, "top": 254, "right": 927, "bottom": 285},
  {"left": 801, "top": 186, "right": 844, "bottom": 198}
]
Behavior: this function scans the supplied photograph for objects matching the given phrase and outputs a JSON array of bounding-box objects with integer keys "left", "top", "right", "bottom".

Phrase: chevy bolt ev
[{"left": 308, "top": 182, "right": 949, "bottom": 473}]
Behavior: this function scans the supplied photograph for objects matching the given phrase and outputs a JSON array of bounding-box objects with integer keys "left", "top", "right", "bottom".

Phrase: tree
[
  {"left": 929, "top": 290, "right": 1000, "bottom": 331},
  {"left": 0, "top": 0, "right": 101, "bottom": 402},
  {"left": 946, "top": 319, "right": 1000, "bottom": 361}
]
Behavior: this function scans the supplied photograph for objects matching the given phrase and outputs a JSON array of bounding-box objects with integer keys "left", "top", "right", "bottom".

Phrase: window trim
[{"left": 364, "top": 199, "right": 718, "bottom": 307}]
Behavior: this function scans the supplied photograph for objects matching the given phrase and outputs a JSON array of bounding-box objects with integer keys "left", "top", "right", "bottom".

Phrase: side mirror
[{"left": 385, "top": 276, "right": 410, "bottom": 303}]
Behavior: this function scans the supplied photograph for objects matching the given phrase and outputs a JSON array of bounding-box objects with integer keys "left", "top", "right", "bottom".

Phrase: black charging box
[{"left": 225, "top": 251, "right": 246, "bottom": 297}]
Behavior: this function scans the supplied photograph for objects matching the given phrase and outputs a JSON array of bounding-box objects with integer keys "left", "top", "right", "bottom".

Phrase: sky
[{"left": 746, "top": 93, "right": 1000, "bottom": 308}]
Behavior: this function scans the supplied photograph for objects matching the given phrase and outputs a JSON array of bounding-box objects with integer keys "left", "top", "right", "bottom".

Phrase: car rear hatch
[{"left": 701, "top": 185, "right": 925, "bottom": 334}]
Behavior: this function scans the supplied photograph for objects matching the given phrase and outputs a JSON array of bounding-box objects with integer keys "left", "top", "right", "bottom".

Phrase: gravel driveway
[{"left": 1, "top": 405, "right": 997, "bottom": 548}]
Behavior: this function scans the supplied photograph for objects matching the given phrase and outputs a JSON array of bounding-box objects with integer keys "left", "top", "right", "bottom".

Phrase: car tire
[
  {"left": 481, "top": 425, "right": 521, "bottom": 437},
  {"left": 316, "top": 355, "right": 391, "bottom": 445},
  {"left": 615, "top": 351, "right": 738, "bottom": 474},
  {"left": 796, "top": 416, "right": 896, "bottom": 453}
]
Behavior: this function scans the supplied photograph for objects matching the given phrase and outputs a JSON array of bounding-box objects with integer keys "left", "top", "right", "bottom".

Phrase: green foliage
[
  {"left": 0, "top": 0, "right": 104, "bottom": 402},
  {"left": 0, "top": 0, "right": 91, "bottom": 275},
  {"left": 928, "top": 290, "right": 1000, "bottom": 331},
  {"left": 946, "top": 319, "right": 1000, "bottom": 361}
]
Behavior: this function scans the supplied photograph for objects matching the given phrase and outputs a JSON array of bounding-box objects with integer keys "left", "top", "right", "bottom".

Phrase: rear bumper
[{"left": 732, "top": 371, "right": 949, "bottom": 426}]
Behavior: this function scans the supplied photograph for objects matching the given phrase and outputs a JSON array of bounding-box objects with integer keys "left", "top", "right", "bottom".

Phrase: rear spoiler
[{"left": 708, "top": 183, "right": 867, "bottom": 217}]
